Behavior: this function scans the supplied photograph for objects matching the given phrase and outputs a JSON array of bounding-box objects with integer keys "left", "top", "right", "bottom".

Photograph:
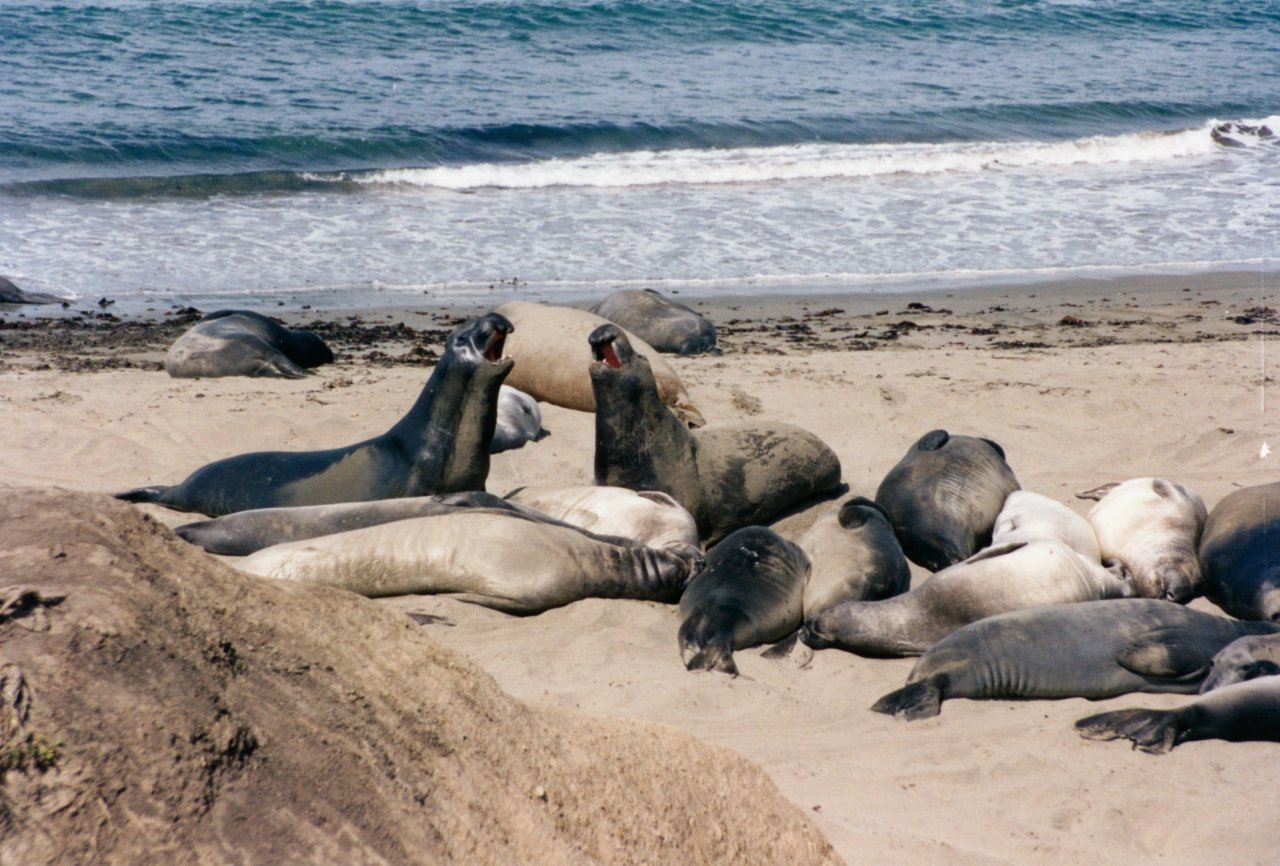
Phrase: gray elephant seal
[
  {"left": 872, "top": 599, "right": 1280, "bottom": 720},
  {"left": 797, "top": 496, "right": 910, "bottom": 619},
  {"left": 0, "top": 276, "right": 61, "bottom": 305},
  {"left": 117, "top": 313, "right": 514, "bottom": 516},
  {"left": 165, "top": 309, "right": 335, "bottom": 379},
  {"left": 491, "top": 385, "right": 545, "bottom": 453},
  {"left": 806, "top": 539, "right": 1133, "bottom": 657},
  {"left": 991, "top": 490, "right": 1101, "bottom": 561},
  {"left": 1078, "top": 477, "right": 1207, "bottom": 602},
  {"left": 1200, "top": 633, "right": 1280, "bottom": 693},
  {"left": 503, "top": 485, "right": 700, "bottom": 553},
  {"left": 875, "top": 429, "right": 1020, "bottom": 572},
  {"left": 493, "top": 300, "right": 705, "bottom": 427},
  {"left": 589, "top": 288, "right": 717, "bottom": 355},
  {"left": 677, "top": 526, "right": 811, "bottom": 676},
  {"left": 590, "top": 323, "right": 843, "bottom": 544},
  {"left": 174, "top": 491, "right": 525, "bottom": 556},
  {"left": 1076, "top": 676, "right": 1280, "bottom": 753},
  {"left": 237, "top": 509, "right": 698, "bottom": 615},
  {"left": 1199, "top": 480, "right": 1280, "bottom": 621}
]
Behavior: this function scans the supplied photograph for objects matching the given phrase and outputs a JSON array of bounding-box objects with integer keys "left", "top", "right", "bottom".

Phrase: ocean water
[{"left": 1, "top": 0, "right": 1277, "bottom": 309}]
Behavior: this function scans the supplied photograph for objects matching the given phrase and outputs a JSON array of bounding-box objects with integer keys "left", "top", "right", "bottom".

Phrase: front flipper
[
  {"left": 1115, "top": 628, "right": 1213, "bottom": 685},
  {"left": 114, "top": 485, "right": 173, "bottom": 505}
]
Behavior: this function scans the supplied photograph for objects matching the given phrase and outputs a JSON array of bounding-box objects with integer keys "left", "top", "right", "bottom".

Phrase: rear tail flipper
[
  {"left": 871, "top": 678, "right": 944, "bottom": 720},
  {"left": 114, "top": 486, "right": 172, "bottom": 504},
  {"left": 1074, "top": 708, "right": 1181, "bottom": 754},
  {"left": 683, "top": 643, "right": 739, "bottom": 677}
]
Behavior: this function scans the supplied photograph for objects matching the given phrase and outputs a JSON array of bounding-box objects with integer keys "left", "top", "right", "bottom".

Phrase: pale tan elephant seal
[
  {"left": 991, "top": 490, "right": 1101, "bottom": 561},
  {"left": 1077, "top": 477, "right": 1207, "bottom": 602},
  {"left": 493, "top": 300, "right": 705, "bottom": 427},
  {"left": 236, "top": 509, "right": 698, "bottom": 615},
  {"left": 503, "top": 485, "right": 700, "bottom": 553}
]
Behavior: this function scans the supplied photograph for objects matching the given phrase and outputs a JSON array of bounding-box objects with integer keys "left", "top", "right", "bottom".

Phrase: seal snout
[
  {"left": 588, "top": 323, "right": 627, "bottom": 369},
  {"left": 480, "top": 313, "right": 514, "bottom": 362}
]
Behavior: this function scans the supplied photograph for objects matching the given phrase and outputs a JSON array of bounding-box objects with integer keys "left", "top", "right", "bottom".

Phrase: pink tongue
[{"left": 602, "top": 343, "right": 620, "bottom": 368}]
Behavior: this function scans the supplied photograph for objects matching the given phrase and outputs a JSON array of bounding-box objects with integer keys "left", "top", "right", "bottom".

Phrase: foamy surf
[{"left": 346, "top": 118, "right": 1276, "bottom": 192}]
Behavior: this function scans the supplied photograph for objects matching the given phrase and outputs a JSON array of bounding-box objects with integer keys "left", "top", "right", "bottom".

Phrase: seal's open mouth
[
  {"left": 593, "top": 335, "right": 621, "bottom": 368},
  {"left": 484, "top": 329, "right": 506, "bottom": 362}
]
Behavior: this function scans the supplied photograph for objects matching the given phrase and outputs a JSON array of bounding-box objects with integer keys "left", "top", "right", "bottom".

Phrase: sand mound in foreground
[{"left": 0, "top": 487, "right": 840, "bottom": 866}]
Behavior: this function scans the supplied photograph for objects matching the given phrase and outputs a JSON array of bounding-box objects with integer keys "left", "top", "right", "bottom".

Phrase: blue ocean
[{"left": 2, "top": 1, "right": 1277, "bottom": 309}]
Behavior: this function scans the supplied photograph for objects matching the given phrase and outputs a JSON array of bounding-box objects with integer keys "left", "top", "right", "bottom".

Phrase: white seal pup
[
  {"left": 503, "top": 485, "right": 700, "bottom": 553},
  {"left": 1076, "top": 676, "right": 1280, "bottom": 753},
  {"left": 677, "top": 526, "right": 811, "bottom": 676},
  {"left": 1198, "top": 480, "right": 1280, "bottom": 621},
  {"left": 871, "top": 599, "right": 1280, "bottom": 720},
  {"left": 493, "top": 300, "right": 705, "bottom": 427},
  {"left": 491, "top": 385, "right": 545, "bottom": 453},
  {"left": 1077, "top": 477, "right": 1207, "bottom": 602},
  {"left": 804, "top": 539, "right": 1134, "bottom": 657},
  {"left": 236, "top": 509, "right": 698, "bottom": 615},
  {"left": 165, "top": 309, "right": 334, "bottom": 379},
  {"left": 875, "top": 429, "right": 1020, "bottom": 572},
  {"left": 991, "top": 490, "right": 1101, "bottom": 561},
  {"left": 589, "top": 324, "right": 843, "bottom": 545},
  {"left": 117, "top": 313, "right": 513, "bottom": 516},
  {"left": 1199, "top": 633, "right": 1280, "bottom": 693},
  {"left": 589, "top": 288, "right": 717, "bottom": 355}
]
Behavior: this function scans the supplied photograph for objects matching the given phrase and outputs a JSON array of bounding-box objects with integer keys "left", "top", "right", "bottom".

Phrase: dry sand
[{"left": 2, "top": 270, "right": 1279, "bottom": 864}]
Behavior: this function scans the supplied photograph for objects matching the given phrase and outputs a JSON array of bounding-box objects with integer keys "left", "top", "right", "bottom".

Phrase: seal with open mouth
[
  {"left": 117, "top": 313, "right": 515, "bottom": 516},
  {"left": 589, "top": 323, "right": 843, "bottom": 545}
]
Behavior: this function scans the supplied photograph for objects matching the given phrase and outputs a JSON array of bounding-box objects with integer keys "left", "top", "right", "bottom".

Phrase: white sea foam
[{"left": 345, "top": 118, "right": 1278, "bottom": 192}]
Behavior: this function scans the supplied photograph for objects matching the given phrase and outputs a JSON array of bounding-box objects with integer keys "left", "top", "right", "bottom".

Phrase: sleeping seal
[
  {"left": 1077, "top": 477, "right": 1207, "bottom": 602},
  {"left": 173, "top": 491, "right": 526, "bottom": 556},
  {"left": 237, "top": 509, "right": 698, "bottom": 615},
  {"left": 1076, "top": 676, "right": 1280, "bottom": 753},
  {"left": 797, "top": 496, "right": 911, "bottom": 620},
  {"left": 991, "top": 490, "right": 1101, "bottom": 561},
  {"left": 503, "top": 485, "right": 700, "bottom": 553},
  {"left": 493, "top": 300, "right": 705, "bottom": 426},
  {"left": 1198, "top": 480, "right": 1280, "bottom": 621},
  {"left": 491, "top": 385, "right": 545, "bottom": 453},
  {"left": 872, "top": 599, "right": 1280, "bottom": 720},
  {"left": 165, "top": 309, "right": 334, "bottom": 379},
  {"left": 117, "top": 313, "right": 513, "bottom": 516},
  {"left": 589, "top": 288, "right": 717, "bottom": 355},
  {"left": 590, "top": 324, "right": 843, "bottom": 544},
  {"left": 677, "top": 526, "right": 810, "bottom": 676},
  {"left": 1200, "top": 633, "right": 1280, "bottom": 693},
  {"left": 805, "top": 539, "right": 1134, "bottom": 657},
  {"left": 875, "top": 429, "right": 1020, "bottom": 572}
]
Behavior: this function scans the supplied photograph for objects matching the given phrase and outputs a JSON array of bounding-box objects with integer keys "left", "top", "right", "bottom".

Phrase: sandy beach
[{"left": 3, "top": 270, "right": 1279, "bottom": 864}]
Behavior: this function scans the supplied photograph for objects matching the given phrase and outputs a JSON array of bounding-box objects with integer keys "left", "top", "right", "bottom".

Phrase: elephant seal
[
  {"left": 872, "top": 599, "right": 1280, "bottom": 720},
  {"left": 677, "top": 526, "right": 810, "bottom": 676},
  {"left": 875, "top": 429, "right": 1020, "bottom": 572},
  {"left": 797, "top": 496, "right": 911, "bottom": 619},
  {"left": 493, "top": 300, "right": 705, "bottom": 427},
  {"left": 491, "top": 385, "right": 545, "bottom": 453},
  {"left": 117, "top": 313, "right": 514, "bottom": 516},
  {"left": 236, "top": 509, "right": 698, "bottom": 615},
  {"left": 991, "top": 490, "right": 1101, "bottom": 561},
  {"left": 1200, "top": 633, "right": 1280, "bottom": 693},
  {"left": 1076, "top": 676, "right": 1280, "bottom": 753},
  {"left": 1077, "top": 477, "right": 1207, "bottom": 602},
  {"left": 174, "top": 491, "right": 526, "bottom": 556},
  {"left": 0, "top": 276, "right": 61, "bottom": 305},
  {"left": 1199, "top": 481, "right": 1280, "bottom": 621},
  {"left": 165, "top": 309, "right": 335, "bottom": 379},
  {"left": 806, "top": 539, "right": 1134, "bottom": 657},
  {"left": 503, "top": 485, "right": 700, "bottom": 553},
  {"left": 589, "top": 288, "right": 717, "bottom": 355},
  {"left": 589, "top": 324, "right": 843, "bottom": 544}
]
